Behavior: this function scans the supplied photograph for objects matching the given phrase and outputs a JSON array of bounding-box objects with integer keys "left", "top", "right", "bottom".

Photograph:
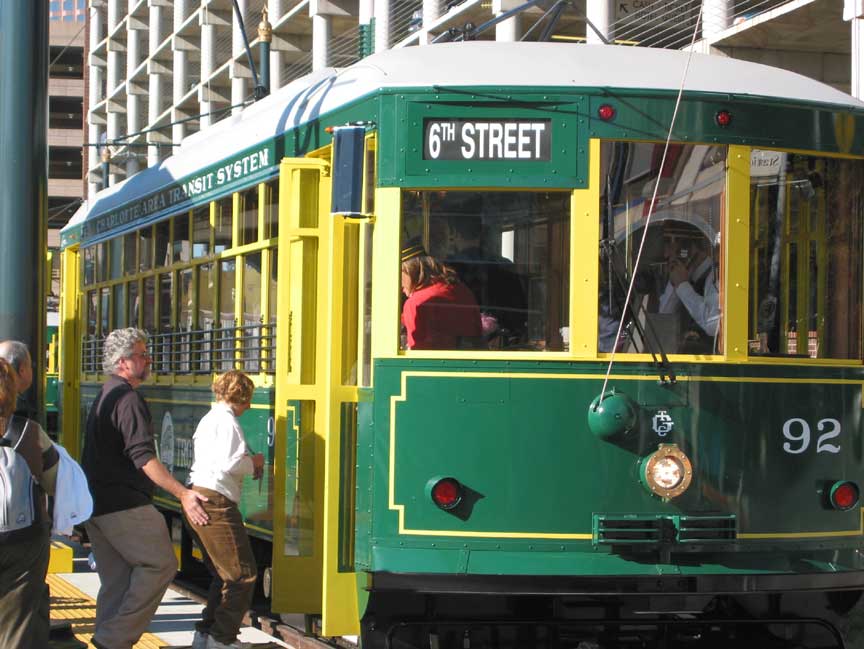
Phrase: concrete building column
[
  {"left": 855, "top": 20, "right": 864, "bottom": 99},
  {"left": 88, "top": 122, "right": 102, "bottom": 199},
  {"left": 493, "top": 0, "right": 522, "bottom": 42},
  {"left": 90, "top": 4, "right": 104, "bottom": 50},
  {"left": 311, "top": 12, "right": 331, "bottom": 71},
  {"left": 358, "top": 0, "right": 374, "bottom": 56},
  {"left": 849, "top": 0, "right": 864, "bottom": 101},
  {"left": 149, "top": 2, "right": 163, "bottom": 53},
  {"left": 106, "top": 112, "right": 121, "bottom": 186},
  {"left": 373, "top": 0, "right": 391, "bottom": 52},
  {"left": 147, "top": 1, "right": 165, "bottom": 167},
  {"left": 268, "top": 0, "right": 286, "bottom": 90},
  {"left": 89, "top": 5, "right": 105, "bottom": 195},
  {"left": 172, "top": 0, "right": 190, "bottom": 144},
  {"left": 126, "top": 27, "right": 142, "bottom": 176},
  {"left": 586, "top": 0, "right": 610, "bottom": 44},
  {"left": 147, "top": 71, "right": 163, "bottom": 167},
  {"left": 107, "top": 49, "right": 122, "bottom": 94},
  {"left": 106, "top": 0, "right": 123, "bottom": 187},
  {"left": 419, "top": 0, "right": 440, "bottom": 45},
  {"left": 107, "top": 0, "right": 121, "bottom": 32},
  {"left": 199, "top": 19, "right": 217, "bottom": 128},
  {"left": 702, "top": 0, "right": 731, "bottom": 39},
  {"left": 232, "top": 0, "right": 250, "bottom": 114}
]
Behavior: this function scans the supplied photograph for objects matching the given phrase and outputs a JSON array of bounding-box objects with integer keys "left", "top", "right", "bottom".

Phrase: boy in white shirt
[{"left": 186, "top": 370, "right": 265, "bottom": 649}]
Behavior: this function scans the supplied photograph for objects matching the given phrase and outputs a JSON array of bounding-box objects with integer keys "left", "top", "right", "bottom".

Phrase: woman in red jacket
[{"left": 401, "top": 244, "right": 482, "bottom": 350}]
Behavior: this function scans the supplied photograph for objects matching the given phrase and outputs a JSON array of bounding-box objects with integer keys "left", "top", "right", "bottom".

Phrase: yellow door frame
[
  {"left": 271, "top": 157, "right": 359, "bottom": 635},
  {"left": 59, "top": 245, "right": 81, "bottom": 454}
]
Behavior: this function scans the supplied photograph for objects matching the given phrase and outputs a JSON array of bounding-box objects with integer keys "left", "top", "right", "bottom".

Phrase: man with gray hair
[
  {"left": 82, "top": 328, "right": 209, "bottom": 649},
  {"left": 0, "top": 340, "right": 36, "bottom": 420}
]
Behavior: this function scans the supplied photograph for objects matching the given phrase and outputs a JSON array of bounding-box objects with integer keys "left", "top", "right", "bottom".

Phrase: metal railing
[{"left": 81, "top": 322, "right": 277, "bottom": 376}]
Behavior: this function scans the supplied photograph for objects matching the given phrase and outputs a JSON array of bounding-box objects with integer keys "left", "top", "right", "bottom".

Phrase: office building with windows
[
  {"left": 49, "top": 20, "right": 85, "bottom": 239},
  {"left": 51, "top": 0, "right": 87, "bottom": 22}
]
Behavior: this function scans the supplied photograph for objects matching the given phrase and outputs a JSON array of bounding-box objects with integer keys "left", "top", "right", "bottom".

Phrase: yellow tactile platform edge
[
  {"left": 48, "top": 541, "right": 74, "bottom": 574},
  {"left": 48, "top": 574, "right": 169, "bottom": 649}
]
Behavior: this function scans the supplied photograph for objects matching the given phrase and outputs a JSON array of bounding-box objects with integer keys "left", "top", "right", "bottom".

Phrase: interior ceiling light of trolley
[{"left": 598, "top": 3, "right": 708, "bottom": 397}]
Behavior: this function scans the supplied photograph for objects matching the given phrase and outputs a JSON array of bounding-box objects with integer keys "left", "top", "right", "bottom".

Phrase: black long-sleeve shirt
[{"left": 82, "top": 375, "right": 157, "bottom": 516}]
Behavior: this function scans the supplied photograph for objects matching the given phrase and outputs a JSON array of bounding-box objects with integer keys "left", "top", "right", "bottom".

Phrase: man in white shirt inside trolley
[{"left": 658, "top": 232, "right": 721, "bottom": 353}]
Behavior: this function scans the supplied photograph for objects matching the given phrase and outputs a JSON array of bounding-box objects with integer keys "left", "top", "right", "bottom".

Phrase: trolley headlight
[{"left": 640, "top": 444, "right": 693, "bottom": 499}]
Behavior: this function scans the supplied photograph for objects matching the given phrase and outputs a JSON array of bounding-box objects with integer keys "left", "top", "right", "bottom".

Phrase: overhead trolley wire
[{"left": 597, "top": 3, "right": 706, "bottom": 402}]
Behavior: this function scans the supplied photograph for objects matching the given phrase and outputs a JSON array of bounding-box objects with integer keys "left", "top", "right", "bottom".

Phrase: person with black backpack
[{"left": 0, "top": 357, "right": 59, "bottom": 649}]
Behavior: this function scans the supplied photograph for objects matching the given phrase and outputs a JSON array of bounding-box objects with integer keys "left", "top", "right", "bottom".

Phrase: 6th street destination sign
[{"left": 423, "top": 118, "right": 551, "bottom": 161}]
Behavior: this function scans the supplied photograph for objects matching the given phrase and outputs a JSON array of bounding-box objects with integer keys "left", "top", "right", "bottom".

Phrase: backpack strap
[
  {"left": 4, "top": 416, "right": 41, "bottom": 480},
  {"left": 3, "top": 414, "right": 25, "bottom": 444}
]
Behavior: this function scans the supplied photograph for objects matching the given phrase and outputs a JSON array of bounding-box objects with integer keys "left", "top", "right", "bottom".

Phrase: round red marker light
[
  {"left": 430, "top": 477, "right": 463, "bottom": 510},
  {"left": 715, "top": 110, "right": 732, "bottom": 127},
  {"left": 598, "top": 104, "right": 616, "bottom": 121},
  {"left": 830, "top": 481, "right": 859, "bottom": 511}
]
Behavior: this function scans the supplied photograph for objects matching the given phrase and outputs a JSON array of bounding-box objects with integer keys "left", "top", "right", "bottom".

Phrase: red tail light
[
  {"left": 830, "top": 481, "right": 859, "bottom": 511},
  {"left": 597, "top": 104, "right": 616, "bottom": 121},
  {"left": 430, "top": 477, "right": 463, "bottom": 510},
  {"left": 715, "top": 110, "right": 732, "bottom": 127}
]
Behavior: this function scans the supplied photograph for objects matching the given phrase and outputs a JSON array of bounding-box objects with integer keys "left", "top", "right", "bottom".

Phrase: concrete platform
[{"left": 49, "top": 537, "right": 290, "bottom": 649}]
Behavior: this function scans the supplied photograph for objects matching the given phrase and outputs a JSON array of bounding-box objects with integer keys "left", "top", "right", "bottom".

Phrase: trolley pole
[{"left": 0, "top": 0, "right": 48, "bottom": 424}]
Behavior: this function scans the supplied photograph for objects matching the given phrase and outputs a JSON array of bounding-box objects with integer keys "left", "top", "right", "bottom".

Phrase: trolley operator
[{"left": 658, "top": 232, "right": 720, "bottom": 353}]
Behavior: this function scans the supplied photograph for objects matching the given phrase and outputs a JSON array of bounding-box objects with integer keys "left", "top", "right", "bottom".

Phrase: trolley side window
[
  {"left": 79, "top": 178, "right": 280, "bottom": 378},
  {"left": 400, "top": 190, "right": 570, "bottom": 352},
  {"left": 749, "top": 151, "right": 864, "bottom": 360},
  {"left": 598, "top": 142, "right": 726, "bottom": 356}
]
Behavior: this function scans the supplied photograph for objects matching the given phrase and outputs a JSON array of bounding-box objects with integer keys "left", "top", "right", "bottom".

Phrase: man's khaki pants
[
  {"left": 0, "top": 528, "right": 50, "bottom": 649},
  {"left": 85, "top": 504, "right": 178, "bottom": 649},
  {"left": 185, "top": 486, "right": 257, "bottom": 645}
]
